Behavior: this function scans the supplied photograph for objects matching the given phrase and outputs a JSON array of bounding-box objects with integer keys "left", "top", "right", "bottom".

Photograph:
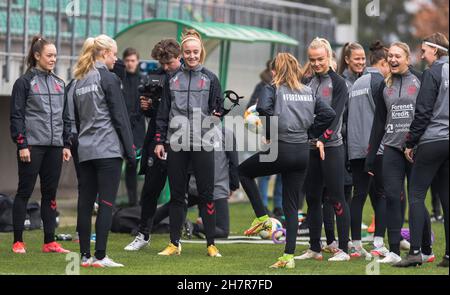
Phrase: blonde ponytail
[
  {"left": 181, "top": 29, "right": 206, "bottom": 64},
  {"left": 74, "top": 34, "right": 116, "bottom": 80},
  {"left": 271, "top": 53, "right": 303, "bottom": 90}
]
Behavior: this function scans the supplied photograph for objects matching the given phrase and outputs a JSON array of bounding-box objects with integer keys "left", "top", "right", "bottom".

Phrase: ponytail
[
  {"left": 338, "top": 42, "right": 364, "bottom": 75},
  {"left": 26, "top": 35, "right": 52, "bottom": 72},
  {"left": 73, "top": 34, "right": 116, "bottom": 80}
]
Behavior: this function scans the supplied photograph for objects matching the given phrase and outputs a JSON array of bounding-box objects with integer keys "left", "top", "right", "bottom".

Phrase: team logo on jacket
[
  {"left": 322, "top": 87, "right": 331, "bottom": 97},
  {"left": 198, "top": 76, "right": 207, "bottom": 89},
  {"left": 386, "top": 87, "right": 395, "bottom": 96},
  {"left": 54, "top": 81, "right": 63, "bottom": 93},
  {"left": 407, "top": 85, "right": 417, "bottom": 95},
  {"left": 172, "top": 76, "right": 180, "bottom": 89},
  {"left": 30, "top": 79, "right": 39, "bottom": 93}
]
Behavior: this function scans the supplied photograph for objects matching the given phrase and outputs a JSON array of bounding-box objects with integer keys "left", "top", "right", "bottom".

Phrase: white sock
[
  {"left": 353, "top": 240, "right": 362, "bottom": 248},
  {"left": 373, "top": 236, "right": 384, "bottom": 248}
]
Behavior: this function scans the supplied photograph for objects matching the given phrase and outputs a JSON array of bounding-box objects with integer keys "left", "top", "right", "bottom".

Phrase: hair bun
[{"left": 370, "top": 40, "right": 384, "bottom": 52}]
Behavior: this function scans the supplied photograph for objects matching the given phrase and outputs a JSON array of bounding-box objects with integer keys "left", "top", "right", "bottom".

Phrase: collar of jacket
[
  {"left": 392, "top": 69, "right": 411, "bottom": 78},
  {"left": 435, "top": 56, "right": 449, "bottom": 65},
  {"left": 366, "top": 67, "right": 382, "bottom": 75},
  {"left": 95, "top": 61, "right": 108, "bottom": 70},
  {"left": 314, "top": 68, "right": 333, "bottom": 78},
  {"left": 31, "top": 67, "right": 52, "bottom": 76},
  {"left": 182, "top": 64, "right": 203, "bottom": 72},
  {"left": 342, "top": 68, "right": 361, "bottom": 82}
]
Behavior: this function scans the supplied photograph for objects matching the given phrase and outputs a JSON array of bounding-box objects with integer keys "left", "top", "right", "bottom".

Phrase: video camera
[{"left": 138, "top": 60, "right": 166, "bottom": 101}]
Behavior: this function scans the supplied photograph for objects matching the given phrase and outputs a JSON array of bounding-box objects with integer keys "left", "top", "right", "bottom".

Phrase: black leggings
[
  {"left": 167, "top": 148, "right": 216, "bottom": 247},
  {"left": 431, "top": 176, "right": 442, "bottom": 217},
  {"left": 13, "top": 146, "right": 63, "bottom": 244},
  {"left": 383, "top": 146, "right": 413, "bottom": 255},
  {"left": 322, "top": 184, "right": 352, "bottom": 245},
  {"left": 77, "top": 158, "right": 122, "bottom": 259},
  {"left": 350, "top": 156, "right": 386, "bottom": 240},
  {"left": 125, "top": 160, "right": 138, "bottom": 206},
  {"left": 409, "top": 141, "right": 449, "bottom": 256},
  {"left": 138, "top": 158, "right": 168, "bottom": 237},
  {"left": 305, "top": 145, "right": 350, "bottom": 253},
  {"left": 239, "top": 142, "right": 309, "bottom": 255}
]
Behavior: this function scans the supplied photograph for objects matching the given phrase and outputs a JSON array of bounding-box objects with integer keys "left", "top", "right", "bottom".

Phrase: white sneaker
[
  {"left": 322, "top": 241, "right": 339, "bottom": 253},
  {"left": 294, "top": 249, "right": 323, "bottom": 260},
  {"left": 371, "top": 246, "right": 390, "bottom": 257},
  {"left": 92, "top": 256, "right": 124, "bottom": 268},
  {"left": 400, "top": 239, "right": 410, "bottom": 251},
  {"left": 350, "top": 246, "right": 372, "bottom": 259},
  {"left": 328, "top": 250, "right": 351, "bottom": 261},
  {"left": 80, "top": 256, "right": 93, "bottom": 268},
  {"left": 421, "top": 253, "right": 436, "bottom": 263},
  {"left": 124, "top": 233, "right": 149, "bottom": 251},
  {"left": 378, "top": 252, "right": 401, "bottom": 264}
]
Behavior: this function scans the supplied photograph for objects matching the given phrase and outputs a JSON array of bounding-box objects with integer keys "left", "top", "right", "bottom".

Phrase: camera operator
[
  {"left": 121, "top": 48, "right": 146, "bottom": 206},
  {"left": 124, "top": 39, "right": 182, "bottom": 251}
]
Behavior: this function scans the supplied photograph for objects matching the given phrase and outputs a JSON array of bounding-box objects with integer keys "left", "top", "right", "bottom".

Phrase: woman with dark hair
[
  {"left": 347, "top": 41, "right": 390, "bottom": 258},
  {"left": 10, "top": 35, "right": 72, "bottom": 254}
]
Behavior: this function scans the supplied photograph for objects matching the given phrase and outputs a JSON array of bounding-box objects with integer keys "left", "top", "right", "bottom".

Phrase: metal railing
[{"left": 1, "top": 0, "right": 335, "bottom": 83}]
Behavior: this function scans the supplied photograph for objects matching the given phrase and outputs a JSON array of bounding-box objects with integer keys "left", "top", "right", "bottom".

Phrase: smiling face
[
  {"left": 388, "top": 45, "right": 409, "bottom": 75},
  {"left": 35, "top": 44, "right": 57, "bottom": 72},
  {"left": 421, "top": 43, "right": 438, "bottom": 66},
  {"left": 182, "top": 39, "right": 202, "bottom": 69},
  {"left": 346, "top": 49, "right": 366, "bottom": 74},
  {"left": 308, "top": 46, "right": 330, "bottom": 75}
]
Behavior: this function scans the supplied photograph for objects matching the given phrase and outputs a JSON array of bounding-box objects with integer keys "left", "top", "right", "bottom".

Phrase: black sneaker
[
  {"left": 393, "top": 254, "right": 422, "bottom": 267},
  {"left": 183, "top": 220, "right": 194, "bottom": 240},
  {"left": 437, "top": 256, "right": 449, "bottom": 268},
  {"left": 273, "top": 207, "right": 284, "bottom": 219},
  {"left": 297, "top": 218, "right": 309, "bottom": 236}
]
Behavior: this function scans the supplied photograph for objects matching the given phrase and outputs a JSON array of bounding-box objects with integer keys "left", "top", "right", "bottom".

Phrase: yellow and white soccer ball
[
  {"left": 259, "top": 217, "right": 283, "bottom": 240},
  {"left": 244, "top": 105, "right": 263, "bottom": 134}
]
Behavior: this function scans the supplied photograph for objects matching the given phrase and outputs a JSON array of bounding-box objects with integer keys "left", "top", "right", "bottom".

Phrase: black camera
[{"left": 138, "top": 60, "right": 166, "bottom": 101}]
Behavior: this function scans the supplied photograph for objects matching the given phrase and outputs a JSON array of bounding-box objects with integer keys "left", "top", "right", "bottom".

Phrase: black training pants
[
  {"left": 239, "top": 142, "right": 309, "bottom": 255},
  {"left": 13, "top": 146, "right": 63, "bottom": 244},
  {"left": 409, "top": 141, "right": 449, "bottom": 256}
]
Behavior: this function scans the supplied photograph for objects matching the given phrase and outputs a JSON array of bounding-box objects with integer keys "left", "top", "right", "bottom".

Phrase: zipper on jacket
[
  {"left": 45, "top": 74, "right": 54, "bottom": 146},
  {"left": 187, "top": 70, "right": 192, "bottom": 120},
  {"left": 399, "top": 75, "right": 403, "bottom": 98},
  {"left": 315, "top": 75, "right": 322, "bottom": 98}
]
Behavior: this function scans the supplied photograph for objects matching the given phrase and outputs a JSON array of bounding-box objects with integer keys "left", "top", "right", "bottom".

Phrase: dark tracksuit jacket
[
  {"left": 365, "top": 70, "right": 422, "bottom": 171},
  {"left": 347, "top": 67, "right": 385, "bottom": 160},
  {"left": 10, "top": 68, "right": 71, "bottom": 149},
  {"left": 122, "top": 70, "right": 146, "bottom": 149},
  {"left": 155, "top": 64, "right": 224, "bottom": 148},
  {"left": 406, "top": 56, "right": 449, "bottom": 148},
  {"left": 139, "top": 68, "right": 171, "bottom": 175},
  {"left": 73, "top": 62, "right": 135, "bottom": 163},
  {"left": 306, "top": 69, "right": 348, "bottom": 147}
]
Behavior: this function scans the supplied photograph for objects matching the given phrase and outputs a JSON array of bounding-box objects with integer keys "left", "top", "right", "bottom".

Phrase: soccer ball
[
  {"left": 401, "top": 228, "right": 435, "bottom": 244},
  {"left": 259, "top": 218, "right": 283, "bottom": 239},
  {"left": 244, "top": 105, "right": 263, "bottom": 133}
]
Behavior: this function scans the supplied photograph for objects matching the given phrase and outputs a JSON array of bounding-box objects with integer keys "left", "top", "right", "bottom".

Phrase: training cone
[{"left": 367, "top": 215, "right": 375, "bottom": 234}]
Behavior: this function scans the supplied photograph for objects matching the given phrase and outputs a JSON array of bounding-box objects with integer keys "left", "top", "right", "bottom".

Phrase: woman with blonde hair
[
  {"left": 365, "top": 42, "right": 427, "bottom": 265},
  {"left": 73, "top": 34, "right": 135, "bottom": 267},
  {"left": 239, "top": 52, "right": 335, "bottom": 269},
  {"left": 296, "top": 37, "right": 351, "bottom": 262},
  {"left": 154, "top": 29, "right": 224, "bottom": 257}
]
